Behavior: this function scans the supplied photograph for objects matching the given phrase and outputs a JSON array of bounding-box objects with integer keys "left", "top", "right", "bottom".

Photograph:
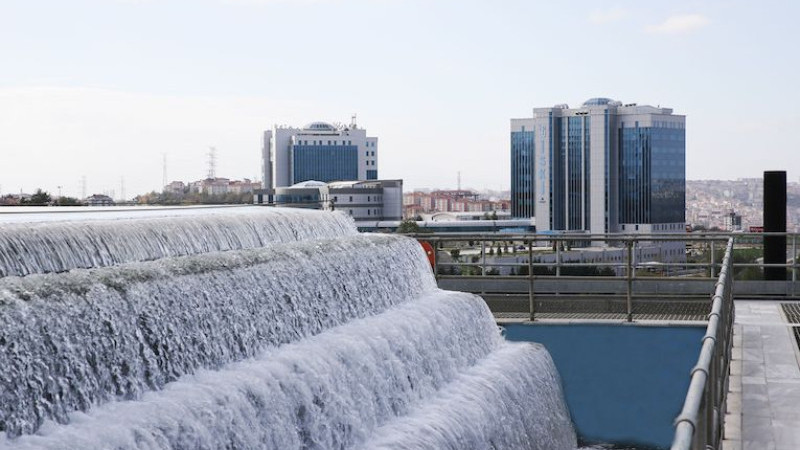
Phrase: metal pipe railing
[
  {"left": 411, "top": 232, "right": 799, "bottom": 283},
  {"left": 671, "top": 237, "right": 734, "bottom": 450}
]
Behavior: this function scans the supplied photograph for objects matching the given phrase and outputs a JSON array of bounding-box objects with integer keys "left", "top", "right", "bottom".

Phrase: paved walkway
[{"left": 725, "top": 300, "right": 800, "bottom": 450}]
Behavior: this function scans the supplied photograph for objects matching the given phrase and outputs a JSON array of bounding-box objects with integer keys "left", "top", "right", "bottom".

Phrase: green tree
[
  {"left": 25, "top": 189, "right": 51, "bottom": 205},
  {"left": 55, "top": 196, "right": 82, "bottom": 206},
  {"left": 449, "top": 248, "right": 461, "bottom": 261},
  {"left": 396, "top": 219, "right": 421, "bottom": 233}
]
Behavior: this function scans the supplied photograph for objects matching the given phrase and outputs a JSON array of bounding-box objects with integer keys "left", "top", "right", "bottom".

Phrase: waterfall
[
  {"left": 0, "top": 208, "right": 576, "bottom": 449},
  {"left": 0, "top": 207, "right": 355, "bottom": 277}
]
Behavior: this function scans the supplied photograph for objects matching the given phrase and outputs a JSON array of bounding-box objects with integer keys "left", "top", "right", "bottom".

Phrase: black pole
[{"left": 764, "top": 171, "right": 787, "bottom": 280}]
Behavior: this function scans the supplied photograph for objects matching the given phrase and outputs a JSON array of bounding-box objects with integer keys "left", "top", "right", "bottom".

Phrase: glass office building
[
  {"left": 511, "top": 99, "right": 685, "bottom": 235},
  {"left": 262, "top": 121, "right": 379, "bottom": 189},
  {"left": 510, "top": 128, "right": 535, "bottom": 218}
]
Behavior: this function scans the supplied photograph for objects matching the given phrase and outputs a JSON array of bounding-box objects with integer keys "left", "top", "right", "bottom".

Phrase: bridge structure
[{"left": 410, "top": 232, "right": 800, "bottom": 450}]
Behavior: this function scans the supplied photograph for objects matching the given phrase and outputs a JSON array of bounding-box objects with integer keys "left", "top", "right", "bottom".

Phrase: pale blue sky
[{"left": 1, "top": 0, "right": 798, "bottom": 198}]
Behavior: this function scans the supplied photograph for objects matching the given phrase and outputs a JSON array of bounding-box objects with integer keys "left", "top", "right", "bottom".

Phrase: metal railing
[
  {"left": 417, "top": 233, "right": 733, "bottom": 280},
  {"left": 671, "top": 238, "right": 734, "bottom": 450},
  {"left": 412, "top": 233, "right": 733, "bottom": 321},
  {"left": 409, "top": 232, "right": 800, "bottom": 302}
]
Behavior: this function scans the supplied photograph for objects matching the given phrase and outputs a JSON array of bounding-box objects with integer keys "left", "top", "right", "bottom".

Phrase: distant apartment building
[
  {"left": 402, "top": 190, "right": 509, "bottom": 219},
  {"left": 255, "top": 179, "right": 403, "bottom": 221},
  {"left": 164, "top": 181, "right": 186, "bottom": 195},
  {"left": 511, "top": 97, "right": 686, "bottom": 235},
  {"left": 85, "top": 194, "right": 115, "bottom": 206},
  {"left": 724, "top": 210, "right": 743, "bottom": 231},
  {"left": 185, "top": 178, "right": 260, "bottom": 196},
  {"left": 261, "top": 120, "right": 378, "bottom": 190}
]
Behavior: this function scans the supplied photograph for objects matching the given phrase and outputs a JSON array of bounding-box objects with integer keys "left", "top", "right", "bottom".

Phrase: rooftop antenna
[
  {"left": 457, "top": 171, "right": 461, "bottom": 191},
  {"left": 207, "top": 147, "right": 217, "bottom": 179},
  {"left": 350, "top": 114, "right": 357, "bottom": 129},
  {"left": 120, "top": 176, "right": 125, "bottom": 201},
  {"left": 162, "top": 153, "right": 167, "bottom": 188}
]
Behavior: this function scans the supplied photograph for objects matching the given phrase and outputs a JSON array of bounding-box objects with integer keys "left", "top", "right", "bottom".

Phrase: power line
[
  {"left": 207, "top": 147, "right": 217, "bottom": 179},
  {"left": 162, "top": 153, "right": 167, "bottom": 188}
]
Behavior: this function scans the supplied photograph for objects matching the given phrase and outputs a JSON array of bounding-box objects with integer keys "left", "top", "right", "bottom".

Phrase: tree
[
  {"left": 396, "top": 219, "right": 421, "bottom": 234},
  {"left": 55, "top": 196, "right": 82, "bottom": 206},
  {"left": 24, "top": 189, "right": 51, "bottom": 205}
]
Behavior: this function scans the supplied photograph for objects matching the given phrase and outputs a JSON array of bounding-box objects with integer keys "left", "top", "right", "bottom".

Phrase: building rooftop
[
  {"left": 303, "top": 121, "right": 337, "bottom": 131},
  {"left": 582, "top": 97, "right": 615, "bottom": 107}
]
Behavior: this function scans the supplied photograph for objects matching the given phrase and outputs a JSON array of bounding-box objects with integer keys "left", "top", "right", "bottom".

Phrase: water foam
[
  {"left": 4, "top": 292, "right": 574, "bottom": 450},
  {"left": 0, "top": 208, "right": 577, "bottom": 449},
  {"left": 0, "top": 208, "right": 355, "bottom": 277},
  {"left": 0, "top": 235, "right": 433, "bottom": 436}
]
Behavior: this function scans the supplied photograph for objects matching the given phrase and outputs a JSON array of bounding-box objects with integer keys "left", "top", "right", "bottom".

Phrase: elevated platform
[{"left": 725, "top": 300, "right": 800, "bottom": 450}]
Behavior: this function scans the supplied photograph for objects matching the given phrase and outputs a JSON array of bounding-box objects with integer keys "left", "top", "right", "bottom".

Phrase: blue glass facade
[
  {"left": 550, "top": 115, "right": 564, "bottom": 229},
  {"left": 544, "top": 116, "right": 591, "bottom": 230},
  {"left": 292, "top": 145, "right": 359, "bottom": 183},
  {"left": 619, "top": 125, "right": 685, "bottom": 224},
  {"left": 512, "top": 101, "right": 685, "bottom": 233},
  {"left": 565, "top": 116, "right": 590, "bottom": 230},
  {"left": 366, "top": 169, "right": 378, "bottom": 180},
  {"left": 510, "top": 129, "right": 535, "bottom": 217}
]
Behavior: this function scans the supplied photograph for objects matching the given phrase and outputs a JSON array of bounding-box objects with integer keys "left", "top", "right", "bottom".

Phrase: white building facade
[
  {"left": 256, "top": 179, "right": 402, "bottom": 222},
  {"left": 511, "top": 98, "right": 686, "bottom": 236},
  {"left": 262, "top": 121, "right": 378, "bottom": 190}
]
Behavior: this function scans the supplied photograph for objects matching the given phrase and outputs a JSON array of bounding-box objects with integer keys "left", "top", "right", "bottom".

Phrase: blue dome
[
  {"left": 304, "top": 122, "right": 336, "bottom": 131},
  {"left": 582, "top": 97, "right": 615, "bottom": 107}
]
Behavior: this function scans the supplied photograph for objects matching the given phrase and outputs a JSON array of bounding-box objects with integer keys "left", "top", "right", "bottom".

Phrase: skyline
[{"left": 1, "top": 0, "right": 799, "bottom": 198}]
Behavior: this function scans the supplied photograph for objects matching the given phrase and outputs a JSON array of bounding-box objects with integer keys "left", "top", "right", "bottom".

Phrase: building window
[
  {"left": 349, "top": 196, "right": 353, "bottom": 202},
  {"left": 368, "top": 196, "right": 371, "bottom": 201}
]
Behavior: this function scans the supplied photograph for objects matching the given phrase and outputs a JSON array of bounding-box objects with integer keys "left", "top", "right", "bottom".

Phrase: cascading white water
[
  {"left": 0, "top": 208, "right": 577, "bottom": 449},
  {"left": 0, "top": 207, "right": 355, "bottom": 277},
  {"left": 3, "top": 292, "right": 574, "bottom": 450}
]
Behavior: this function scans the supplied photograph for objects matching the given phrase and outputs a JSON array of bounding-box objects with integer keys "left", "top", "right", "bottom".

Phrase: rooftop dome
[
  {"left": 291, "top": 180, "right": 327, "bottom": 188},
  {"left": 582, "top": 97, "right": 615, "bottom": 107},
  {"left": 303, "top": 122, "right": 337, "bottom": 131}
]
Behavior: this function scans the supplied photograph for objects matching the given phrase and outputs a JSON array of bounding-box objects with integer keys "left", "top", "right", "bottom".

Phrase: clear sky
[{"left": 1, "top": 0, "right": 798, "bottom": 198}]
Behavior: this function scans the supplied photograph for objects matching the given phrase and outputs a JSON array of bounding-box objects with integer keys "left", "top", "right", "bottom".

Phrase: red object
[
  {"left": 749, "top": 226, "right": 764, "bottom": 233},
  {"left": 420, "top": 241, "right": 436, "bottom": 268}
]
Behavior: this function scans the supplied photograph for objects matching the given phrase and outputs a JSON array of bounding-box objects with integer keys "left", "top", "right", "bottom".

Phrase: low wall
[{"left": 503, "top": 323, "right": 705, "bottom": 449}]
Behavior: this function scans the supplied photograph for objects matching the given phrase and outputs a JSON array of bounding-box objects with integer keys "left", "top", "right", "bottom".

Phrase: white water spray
[{"left": 0, "top": 208, "right": 577, "bottom": 449}]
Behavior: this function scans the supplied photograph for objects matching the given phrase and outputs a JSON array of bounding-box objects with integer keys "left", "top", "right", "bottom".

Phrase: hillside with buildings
[{"left": 686, "top": 179, "right": 800, "bottom": 232}]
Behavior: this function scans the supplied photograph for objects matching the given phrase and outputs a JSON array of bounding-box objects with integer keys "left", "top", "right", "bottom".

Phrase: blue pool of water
[{"left": 503, "top": 323, "right": 705, "bottom": 449}]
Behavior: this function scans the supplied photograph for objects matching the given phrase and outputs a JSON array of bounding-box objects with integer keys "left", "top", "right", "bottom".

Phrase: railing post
[
  {"left": 434, "top": 240, "right": 439, "bottom": 281},
  {"left": 481, "top": 239, "right": 486, "bottom": 277},
  {"left": 793, "top": 234, "right": 797, "bottom": 287},
  {"left": 626, "top": 239, "right": 633, "bottom": 322},
  {"left": 710, "top": 240, "right": 716, "bottom": 278},
  {"left": 556, "top": 241, "right": 561, "bottom": 277},
  {"left": 528, "top": 240, "right": 535, "bottom": 321}
]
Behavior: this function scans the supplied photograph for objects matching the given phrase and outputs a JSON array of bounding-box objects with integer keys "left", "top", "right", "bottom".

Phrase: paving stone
[{"left": 732, "top": 300, "right": 800, "bottom": 450}]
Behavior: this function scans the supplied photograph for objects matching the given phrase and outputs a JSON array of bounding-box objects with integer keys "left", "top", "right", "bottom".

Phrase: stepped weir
[{"left": 0, "top": 207, "right": 576, "bottom": 449}]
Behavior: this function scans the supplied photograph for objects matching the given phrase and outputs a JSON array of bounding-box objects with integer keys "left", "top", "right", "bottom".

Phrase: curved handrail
[{"left": 671, "top": 237, "right": 734, "bottom": 449}]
